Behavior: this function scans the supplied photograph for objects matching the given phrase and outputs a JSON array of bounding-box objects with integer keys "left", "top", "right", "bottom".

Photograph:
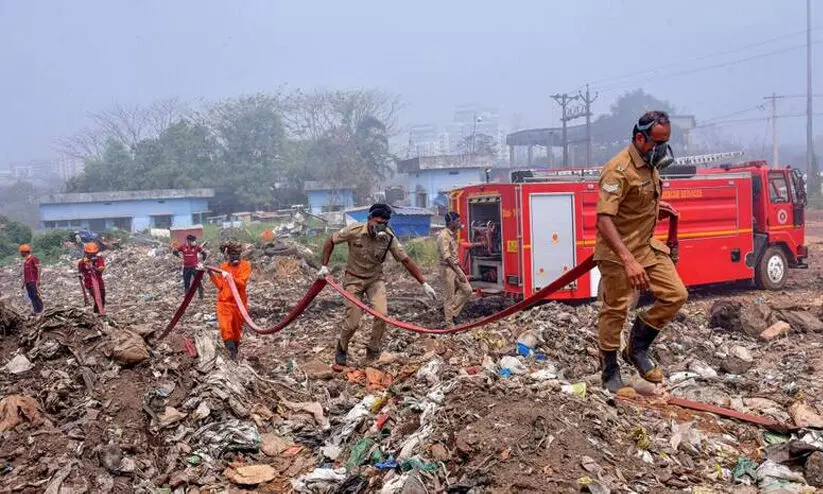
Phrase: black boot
[
  {"left": 364, "top": 347, "right": 380, "bottom": 363},
  {"left": 600, "top": 351, "right": 626, "bottom": 393},
  {"left": 333, "top": 341, "right": 347, "bottom": 371},
  {"left": 224, "top": 340, "right": 238, "bottom": 361},
  {"left": 622, "top": 318, "right": 663, "bottom": 383}
]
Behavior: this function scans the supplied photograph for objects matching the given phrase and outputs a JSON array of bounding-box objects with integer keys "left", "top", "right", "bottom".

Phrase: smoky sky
[{"left": 0, "top": 0, "right": 820, "bottom": 165}]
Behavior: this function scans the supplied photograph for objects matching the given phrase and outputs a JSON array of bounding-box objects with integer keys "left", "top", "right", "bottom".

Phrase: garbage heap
[{"left": 2, "top": 242, "right": 823, "bottom": 493}]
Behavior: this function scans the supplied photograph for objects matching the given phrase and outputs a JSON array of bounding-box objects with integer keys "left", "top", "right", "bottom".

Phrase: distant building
[
  {"left": 304, "top": 181, "right": 356, "bottom": 214},
  {"left": 396, "top": 154, "right": 493, "bottom": 210},
  {"left": 39, "top": 188, "right": 214, "bottom": 232},
  {"left": 11, "top": 157, "right": 84, "bottom": 182},
  {"left": 344, "top": 205, "right": 433, "bottom": 238}
]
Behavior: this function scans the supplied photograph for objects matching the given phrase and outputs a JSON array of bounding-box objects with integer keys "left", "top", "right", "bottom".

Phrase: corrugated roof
[{"left": 40, "top": 188, "right": 215, "bottom": 205}]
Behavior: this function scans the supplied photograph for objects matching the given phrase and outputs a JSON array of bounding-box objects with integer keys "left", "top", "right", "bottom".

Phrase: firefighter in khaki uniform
[
  {"left": 319, "top": 204, "right": 437, "bottom": 370},
  {"left": 437, "top": 212, "right": 473, "bottom": 327},
  {"left": 595, "top": 111, "right": 688, "bottom": 393}
]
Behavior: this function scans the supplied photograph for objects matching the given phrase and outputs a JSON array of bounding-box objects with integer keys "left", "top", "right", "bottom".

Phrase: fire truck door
[
  {"left": 766, "top": 171, "right": 793, "bottom": 229},
  {"left": 529, "top": 193, "right": 576, "bottom": 291}
]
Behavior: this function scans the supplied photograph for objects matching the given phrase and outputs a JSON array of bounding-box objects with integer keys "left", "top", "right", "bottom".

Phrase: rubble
[{"left": 1, "top": 214, "right": 823, "bottom": 492}]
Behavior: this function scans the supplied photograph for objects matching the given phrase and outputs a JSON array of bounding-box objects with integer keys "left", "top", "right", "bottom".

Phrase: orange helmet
[
  {"left": 83, "top": 242, "right": 100, "bottom": 254},
  {"left": 18, "top": 244, "right": 31, "bottom": 253}
]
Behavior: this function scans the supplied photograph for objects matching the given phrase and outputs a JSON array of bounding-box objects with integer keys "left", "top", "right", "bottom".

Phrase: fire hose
[
  {"left": 153, "top": 207, "right": 805, "bottom": 430},
  {"left": 159, "top": 206, "right": 681, "bottom": 340}
]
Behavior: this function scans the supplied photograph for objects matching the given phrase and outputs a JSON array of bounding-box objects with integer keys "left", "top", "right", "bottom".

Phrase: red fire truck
[{"left": 450, "top": 159, "right": 808, "bottom": 301}]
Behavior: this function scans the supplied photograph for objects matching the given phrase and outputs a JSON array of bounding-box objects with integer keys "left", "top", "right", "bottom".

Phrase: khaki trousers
[
  {"left": 340, "top": 274, "right": 387, "bottom": 353},
  {"left": 597, "top": 251, "right": 688, "bottom": 351},
  {"left": 440, "top": 266, "right": 472, "bottom": 325}
]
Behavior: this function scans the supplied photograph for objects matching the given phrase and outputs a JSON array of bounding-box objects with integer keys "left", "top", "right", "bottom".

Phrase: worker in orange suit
[
  {"left": 78, "top": 242, "right": 106, "bottom": 314},
  {"left": 201, "top": 241, "right": 251, "bottom": 361},
  {"left": 595, "top": 111, "right": 688, "bottom": 393}
]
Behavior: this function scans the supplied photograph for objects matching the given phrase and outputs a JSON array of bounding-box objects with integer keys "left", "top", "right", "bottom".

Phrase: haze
[{"left": 0, "top": 0, "right": 820, "bottom": 165}]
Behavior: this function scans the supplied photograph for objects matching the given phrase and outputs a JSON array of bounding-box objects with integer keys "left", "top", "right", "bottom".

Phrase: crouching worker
[
  {"left": 203, "top": 241, "right": 251, "bottom": 361},
  {"left": 78, "top": 242, "right": 106, "bottom": 314},
  {"left": 318, "top": 203, "right": 437, "bottom": 371}
]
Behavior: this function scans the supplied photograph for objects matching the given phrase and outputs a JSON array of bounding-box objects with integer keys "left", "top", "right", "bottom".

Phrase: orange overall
[{"left": 209, "top": 260, "right": 252, "bottom": 343}]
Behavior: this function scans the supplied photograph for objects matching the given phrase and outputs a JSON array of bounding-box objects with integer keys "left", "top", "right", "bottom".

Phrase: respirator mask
[
  {"left": 372, "top": 222, "right": 390, "bottom": 241},
  {"left": 647, "top": 142, "right": 674, "bottom": 171}
]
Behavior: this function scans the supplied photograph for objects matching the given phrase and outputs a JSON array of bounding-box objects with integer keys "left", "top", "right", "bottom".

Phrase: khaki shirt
[
  {"left": 594, "top": 145, "right": 670, "bottom": 266},
  {"left": 332, "top": 223, "right": 409, "bottom": 278},
  {"left": 437, "top": 228, "right": 459, "bottom": 266}
]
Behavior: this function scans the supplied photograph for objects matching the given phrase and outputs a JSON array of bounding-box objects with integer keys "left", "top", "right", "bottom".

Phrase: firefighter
[
  {"left": 595, "top": 110, "right": 688, "bottom": 393},
  {"left": 78, "top": 242, "right": 106, "bottom": 314},
  {"left": 437, "top": 212, "right": 472, "bottom": 327},
  {"left": 318, "top": 203, "right": 437, "bottom": 370},
  {"left": 174, "top": 234, "right": 206, "bottom": 299},
  {"left": 19, "top": 244, "right": 43, "bottom": 315},
  {"left": 202, "top": 241, "right": 251, "bottom": 361}
]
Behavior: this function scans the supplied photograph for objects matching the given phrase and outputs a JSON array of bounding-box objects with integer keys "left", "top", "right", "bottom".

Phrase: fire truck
[{"left": 449, "top": 154, "right": 808, "bottom": 301}]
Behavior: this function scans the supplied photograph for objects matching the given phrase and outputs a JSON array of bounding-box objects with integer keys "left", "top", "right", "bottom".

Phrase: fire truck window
[{"left": 768, "top": 175, "right": 789, "bottom": 204}]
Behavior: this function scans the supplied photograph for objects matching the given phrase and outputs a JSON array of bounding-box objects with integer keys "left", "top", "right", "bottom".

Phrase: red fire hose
[{"left": 159, "top": 207, "right": 680, "bottom": 340}]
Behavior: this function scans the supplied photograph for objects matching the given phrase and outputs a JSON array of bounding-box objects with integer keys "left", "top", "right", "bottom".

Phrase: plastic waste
[
  {"left": 401, "top": 456, "right": 439, "bottom": 472},
  {"left": 561, "top": 382, "right": 587, "bottom": 398},
  {"left": 498, "top": 356, "right": 527, "bottom": 375},
  {"left": 376, "top": 457, "right": 400, "bottom": 471},
  {"left": 291, "top": 467, "right": 347, "bottom": 492},
  {"left": 756, "top": 459, "right": 806, "bottom": 484},
  {"left": 498, "top": 368, "right": 511, "bottom": 378},
  {"left": 732, "top": 458, "right": 758, "bottom": 485},
  {"left": 416, "top": 358, "right": 443, "bottom": 385},
  {"left": 192, "top": 419, "right": 260, "bottom": 457},
  {"left": 345, "top": 438, "right": 376, "bottom": 471}
]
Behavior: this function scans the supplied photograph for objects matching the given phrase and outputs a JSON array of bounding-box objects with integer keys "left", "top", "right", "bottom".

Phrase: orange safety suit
[{"left": 208, "top": 260, "right": 252, "bottom": 343}]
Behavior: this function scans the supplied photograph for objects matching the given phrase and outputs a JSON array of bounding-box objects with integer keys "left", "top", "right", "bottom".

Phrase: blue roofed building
[
  {"left": 39, "top": 188, "right": 214, "bottom": 232},
  {"left": 395, "top": 154, "right": 493, "bottom": 211},
  {"left": 344, "top": 205, "right": 433, "bottom": 238},
  {"left": 304, "top": 181, "right": 356, "bottom": 215}
]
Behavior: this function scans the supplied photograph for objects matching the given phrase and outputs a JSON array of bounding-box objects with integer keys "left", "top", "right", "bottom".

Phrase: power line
[
  {"left": 586, "top": 26, "right": 822, "bottom": 89},
  {"left": 596, "top": 40, "right": 823, "bottom": 94},
  {"left": 701, "top": 104, "right": 766, "bottom": 124},
  {"left": 695, "top": 112, "right": 823, "bottom": 128}
]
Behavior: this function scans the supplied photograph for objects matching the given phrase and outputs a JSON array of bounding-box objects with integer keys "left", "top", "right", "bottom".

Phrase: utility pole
[
  {"left": 807, "top": 0, "right": 818, "bottom": 196},
  {"left": 578, "top": 84, "right": 599, "bottom": 165},
  {"left": 763, "top": 93, "right": 785, "bottom": 167},
  {"left": 551, "top": 93, "right": 581, "bottom": 167}
]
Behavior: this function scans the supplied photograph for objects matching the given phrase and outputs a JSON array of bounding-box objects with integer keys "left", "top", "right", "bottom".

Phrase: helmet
[
  {"left": 18, "top": 244, "right": 31, "bottom": 253},
  {"left": 83, "top": 242, "right": 99, "bottom": 254}
]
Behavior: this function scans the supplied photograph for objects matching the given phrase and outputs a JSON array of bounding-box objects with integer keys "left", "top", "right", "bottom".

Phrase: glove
[
  {"left": 669, "top": 245, "right": 680, "bottom": 265},
  {"left": 317, "top": 265, "right": 330, "bottom": 279},
  {"left": 195, "top": 262, "right": 206, "bottom": 271},
  {"left": 421, "top": 282, "right": 437, "bottom": 301}
]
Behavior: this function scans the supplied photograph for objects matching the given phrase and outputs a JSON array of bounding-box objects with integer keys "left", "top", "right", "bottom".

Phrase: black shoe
[
  {"left": 622, "top": 318, "right": 663, "bottom": 383},
  {"left": 335, "top": 342, "right": 347, "bottom": 367},
  {"left": 364, "top": 348, "right": 380, "bottom": 363},
  {"left": 600, "top": 351, "right": 626, "bottom": 393},
  {"left": 225, "top": 340, "right": 238, "bottom": 361}
]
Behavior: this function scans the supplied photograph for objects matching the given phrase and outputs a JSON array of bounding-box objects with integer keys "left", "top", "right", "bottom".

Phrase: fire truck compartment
[
  {"left": 468, "top": 196, "right": 503, "bottom": 289},
  {"left": 528, "top": 193, "right": 576, "bottom": 291}
]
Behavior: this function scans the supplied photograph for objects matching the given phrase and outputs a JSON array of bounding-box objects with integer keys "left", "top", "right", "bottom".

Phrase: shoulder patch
[{"left": 602, "top": 182, "right": 620, "bottom": 193}]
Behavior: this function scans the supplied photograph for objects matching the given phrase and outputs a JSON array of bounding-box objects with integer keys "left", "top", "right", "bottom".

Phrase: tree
[
  {"left": 54, "top": 98, "right": 189, "bottom": 160},
  {"left": 457, "top": 133, "right": 497, "bottom": 156},
  {"left": 591, "top": 89, "right": 681, "bottom": 163}
]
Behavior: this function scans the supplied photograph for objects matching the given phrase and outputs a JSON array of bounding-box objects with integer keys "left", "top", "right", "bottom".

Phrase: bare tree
[{"left": 53, "top": 97, "right": 189, "bottom": 160}]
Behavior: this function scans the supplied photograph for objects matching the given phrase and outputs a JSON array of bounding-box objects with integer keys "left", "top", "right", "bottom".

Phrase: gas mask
[
  {"left": 647, "top": 143, "right": 674, "bottom": 170},
  {"left": 371, "top": 223, "right": 390, "bottom": 241}
]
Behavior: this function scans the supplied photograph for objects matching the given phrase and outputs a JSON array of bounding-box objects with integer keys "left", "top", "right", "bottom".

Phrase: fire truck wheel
[
  {"left": 756, "top": 246, "right": 788, "bottom": 290},
  {"left": 596, "top": 279, "right": 639, "bottom": 310}
]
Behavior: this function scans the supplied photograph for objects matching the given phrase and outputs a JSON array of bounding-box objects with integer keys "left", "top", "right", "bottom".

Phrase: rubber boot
[
  {"left": 364, "top": 347, "right": 380, "bottom": 364},
  {"left": 224, "top": 340, "right": 238, "bottom": 361},
  {"left": 600, "top": 351, "right": 626, "bottom": 393},
  {"left": 332, "top": 341, "right": 347, "bottom": 372},
  {"left": 622, "top": 318, "right": 664, "bottom": 383}
]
